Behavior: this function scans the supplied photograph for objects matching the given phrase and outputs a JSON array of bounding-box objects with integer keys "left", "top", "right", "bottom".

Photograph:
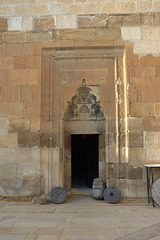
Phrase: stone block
[
  {"left": 147, "top": 149, "right": 160, "bottom": 162},
  {"left": 78, "top": 14, "right": 108, "bottom": 28},
  {"left": 117, "top": 2, "right": 136, "bottom": 13},
  {"left": 141, "top": 87, "right": 160, "bottom": 102},
  {"left": 31, "top": 119, "right": 40, "bottom": 133},
  {"left": 129, "top": 148, "right": 147, "bottom": 166},
  {"left": 154, "top": 102, "right": 160, "bottom": 117},
  {"left": 0, "top": 118, "right": 9, "bottom": 135},
  {"left": 144, "top": 131, "right": 160, "bottom": 149},
  {"left": 23, "top": 102, "right": 41, "bottom": 118},
  {"left": 8, "top": 17, "right": 22, "bottom": 31},
  {"left": 16, "top": 148, "right": 40, "bottom": 164},
  {"left": 0, "top": 56, "right": 14, "bottom": 70},
  {"left": 154, "top": 1, "right": 160, "bottom": 11},
  {"left": 22, "top": 17, "right": 33, "bottom": 31},
  {"left": 121, "top": 27, "right": 141, "bottom": 41},
  {"left": 0, "top": 134, "right": 17, "bottom": 148},
  {"left": 142, "top": 117, "right": 160, "bottom": 132},
  {"left": 0, "top": 44, "right": 6, "bottom": 58},
  {"left": 100, "top": 3, "right": 117, "bottom": 14},
  {"left": 137, "top": 0, "right": 153, "bottom": 12},
  {"left": 13, "top": 4, "right": 33, "bottom": 16},
  {"left": 108, "top": 15, "right": 123, "bottom": 28},
  {"left": 0, "top": 178, "right": 23, "bottom": 196},
  {"left": 128, "top": 132, "right": 143, "bottom": 148},
  {"left": 20, "top": 85, "right": 32, "bottom": 102},
  {"left": 122, "top": 14, "right": 140, "bottom": 27},
  {"left": 154, "top": 13, "right": 160, "bottom": 26},
  {"left": 117, "top": 163, "right": 128, "bottom": 179},
  {"left": 34, "top": 17, "right": 54, "bottom": 31},
  {"left": 9, "top": 119, "right": 30, "bottom": 133},
  {"left": 17, "top": 164, "right": 40, "bottom": 178},
  {"left": 0, "top": 149, "right": 17, "bottom": 163},
  {"left": 134, "top": 39, "right": 153, "bottom": 55},
  {"left": 8, "top": 69, "right": 39, "bottom": 85},
  {"left": 26, "top": 32, "right": 53, "bottom": 42},
  {"left": 128, "top": 166, "right": 143, "bottom": 179},
  {"left": 127, "top": 179, "right": 137, "bottom": 198},
  {"left": 83, "top": 3, "right": 100, "bottom": 14},
  {"left": 0, "top": 102, "right": 23, "bottom": 118},
  {"left": 141, "top": 13, "right": 154, "bottom": 26},
  {"left": 0, "top": 163, "right": 17, "bottom": 179},
  {"left": 130, "top": 66, "right": 154, "bottom": 78},
  {"left": 95, "top": 28, "right": 121, "bottom": 40},
  {"left": 58, "top": 29, "right": 95, "bottom": 40},
  {"left": 2, "top": 32, "right": 27, "bottom": 43},
  {"left": 130, "top": 102, "right": 154, "bottom": 117},
  {"left": 0, "top": 17, "right": 7, "bottom": 32},
  {"left": 128, "top": 117, "right": 143, "bottom": 132},
  {"left": 6, "top": 43, "right": 35, "bottom": 56},
  {"left": 141, "top": 26, "right": 160, "bottom": 40},
  {"left": 55, "top": 15, "right": 76, "bottom": 29},
  {"left": 18, "top": 132, "right": 40, "bottom": 148},
  {"left": 23, "top": 176, "right": 40, "bottom": 196},
  {"left": 155, "top": 66, "right": 160, "bottom": 78},
  {"left": 33, "top": 5, "right": 49, "bottom": 16},
  {"left": 13, "top": 56, "right": 40, "bottom": 69},
  {"left": 0, "top": 6, "right": 14, "bottom": 16},
  {"left": 0, "top": 85, "right": 19, "bottom": 102}
]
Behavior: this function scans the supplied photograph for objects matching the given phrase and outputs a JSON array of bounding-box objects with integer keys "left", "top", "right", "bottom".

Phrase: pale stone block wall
[{"left": 0, "top": 1, "right": 160, "bottom": 198}]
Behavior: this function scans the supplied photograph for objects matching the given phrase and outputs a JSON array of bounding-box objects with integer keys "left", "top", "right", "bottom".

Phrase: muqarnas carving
[{"left": 64, "top": 79, "right": 105, "bottom": 121}]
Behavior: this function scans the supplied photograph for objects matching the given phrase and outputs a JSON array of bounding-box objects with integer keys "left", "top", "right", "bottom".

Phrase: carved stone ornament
[{"left": 64, "top": 79, "right": 106, "bottom": 121}]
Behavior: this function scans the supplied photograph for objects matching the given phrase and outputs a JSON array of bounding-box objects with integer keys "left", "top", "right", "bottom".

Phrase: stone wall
[{"left": 0, "top": 1, "right": 160, "bottom": 198}]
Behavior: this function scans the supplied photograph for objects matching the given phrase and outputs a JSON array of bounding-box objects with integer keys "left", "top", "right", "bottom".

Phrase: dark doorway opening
[{"left": 71, "top": 134, "right": 99, "bottom": 188}]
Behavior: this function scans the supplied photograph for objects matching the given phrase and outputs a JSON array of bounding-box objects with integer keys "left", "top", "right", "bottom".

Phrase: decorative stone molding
[{"left": 63, "top": 79, "right": 106, "bottom": 121}]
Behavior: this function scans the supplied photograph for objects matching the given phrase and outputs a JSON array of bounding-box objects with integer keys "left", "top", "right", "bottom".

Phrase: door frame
[{"left": 63, "top": 120, "right": 106, "bottom": 191}]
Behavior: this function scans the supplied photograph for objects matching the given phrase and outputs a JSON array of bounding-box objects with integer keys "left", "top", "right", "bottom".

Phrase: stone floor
[{"left": 0, "top": 195, "right": 160, "bottom": 240}]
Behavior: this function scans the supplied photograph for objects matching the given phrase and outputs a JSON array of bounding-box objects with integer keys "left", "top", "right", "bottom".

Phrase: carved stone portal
[{"left": 64, "top": 79, "right": 106, "bottom": 121}]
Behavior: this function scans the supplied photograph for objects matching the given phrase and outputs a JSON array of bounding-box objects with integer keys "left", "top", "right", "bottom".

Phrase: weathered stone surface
[
  {"left": 92, "top": 178, "right": 104, "bottom": 188},
  {"left": 33, "top": 4, "right": 48, "bottom": 16},
  {"left": 95, "top": 28, "right": 121, "bottom": 40},
  {"left": 13, "top": 56, "right": 40, "bottom": 69},
  {"left": 78, "top": 15, "right": 108, "bottom": 28},
  {"left": 0, "top": 118, "right": 9, "bottom": 134},
  {"left": 122, "top": 14, "right": 140, "bottom": 26},
  {"left": 0, "top": 179, "right": 23, "bottom": 196},
  {"left": 18, "top": 132, "right": 40, "bottom": 148},
  {"left": 8, "top": 69, "right": 39, "bottom": 85},
  {"left": 92, "top": 188, "right": 105, "bottom": 200},
  {"left": 128, "top": 132, "right": 143, "bottom": 148},
  {"left": 22, "top": 16, "right": 33, "bottom": 31},
  {"left": 130, "top": 102, "right": 154, "bottom": 117},
  {"left": 59, "top": 29, "right": 95, "bottom": 40},
  {"left": 23, "top": 176, "right": 40, "bottom": 196},
  {"left": 34, "top": 17, "right": 54, "bottom": 30},
  {"left": 0, "top": 17, "right": 7, "bottom": 32},
  {"left": 121, "top": 27, "right": 141, "bottom": 41},
  {"left": 0, "top": 134, "right": 17, "bottom": 148},
  {"left": 55, "top": 15, "right": 76, "bottom": 29},
  {"left": 141, "top": 13, "right": 154, "bottom": 26},
  {"left": 128, "top": 166, "right": 143, "bottom": 179},
  {"left": 137, "top": 0, "right": 152, "bottom": 13},
  {"left": 9, "top": 119, "right": 30, "bottom": 133},
  {"left": 2, "top": 32, "right": 27, "bottom": 43},
  {"left": 8, "top": 17, "right": 22, "bottom": 31}
]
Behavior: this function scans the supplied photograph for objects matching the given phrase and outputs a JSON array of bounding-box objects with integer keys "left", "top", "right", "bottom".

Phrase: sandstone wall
[{"left": 0, "top": 1, "right": 160, "bottom": 198}]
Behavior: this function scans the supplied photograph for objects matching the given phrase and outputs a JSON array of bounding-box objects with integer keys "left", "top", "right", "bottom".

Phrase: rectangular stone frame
[{"left": 40, "top": 44, "right": 127, "bottom": 194}]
